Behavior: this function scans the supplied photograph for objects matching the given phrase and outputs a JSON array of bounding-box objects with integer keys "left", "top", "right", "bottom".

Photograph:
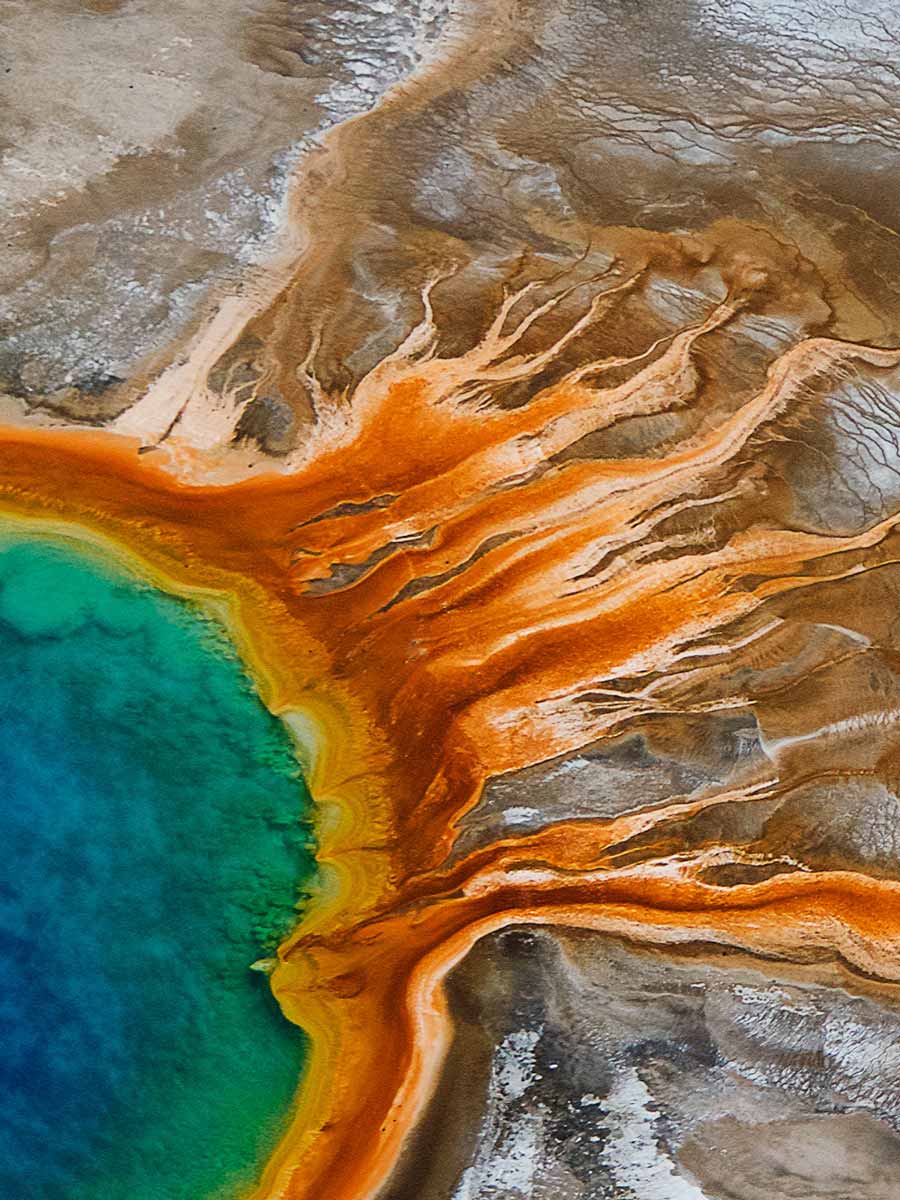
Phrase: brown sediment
[{"left": 2, "top": 270, "right": 900, "bottom": 1200}]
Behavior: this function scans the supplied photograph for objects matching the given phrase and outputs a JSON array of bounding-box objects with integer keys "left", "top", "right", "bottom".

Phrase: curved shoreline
[{"left": 0, "top": 426, "right": 400, "bottom": 1198}]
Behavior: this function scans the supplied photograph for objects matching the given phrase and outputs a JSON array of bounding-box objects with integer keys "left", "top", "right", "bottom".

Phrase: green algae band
[{"left": 0, "top": 532, "right": 314, "bottom": 1199}]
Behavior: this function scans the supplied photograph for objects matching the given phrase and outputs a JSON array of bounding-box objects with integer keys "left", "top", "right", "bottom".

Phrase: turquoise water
[{"left": 0, "top": 533, "right": 314, "bottom": 1199}]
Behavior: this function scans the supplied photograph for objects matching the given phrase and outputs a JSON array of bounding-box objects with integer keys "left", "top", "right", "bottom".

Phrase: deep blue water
[{"left": 0, "top": 534, "right": 314, "bottom": 1199}]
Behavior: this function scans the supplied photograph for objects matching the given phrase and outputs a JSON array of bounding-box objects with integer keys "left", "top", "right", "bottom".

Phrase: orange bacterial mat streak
[{"left": 3, "top": 281, "right": 900, "bottom": 1200}]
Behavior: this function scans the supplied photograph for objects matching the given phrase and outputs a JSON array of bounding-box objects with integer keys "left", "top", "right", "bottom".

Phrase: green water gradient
[{"left": 0, "top": 531, "right": 314, "bottom": 1199}]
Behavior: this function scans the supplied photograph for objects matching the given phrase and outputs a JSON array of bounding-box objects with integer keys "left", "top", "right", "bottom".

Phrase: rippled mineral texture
[{"left": 6, "top": 1, "right": 900, "bottom": 1198}]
